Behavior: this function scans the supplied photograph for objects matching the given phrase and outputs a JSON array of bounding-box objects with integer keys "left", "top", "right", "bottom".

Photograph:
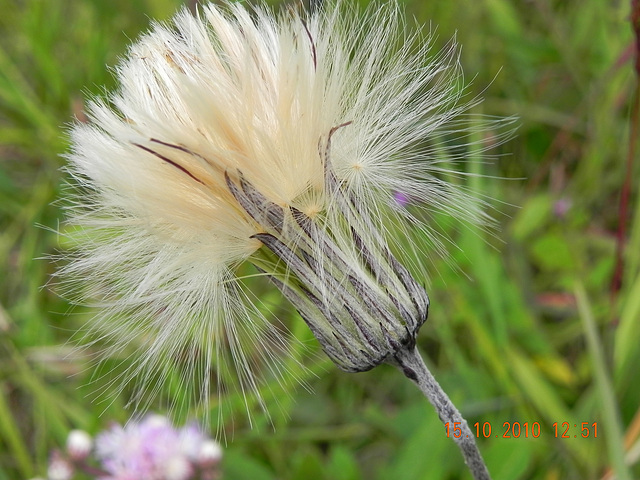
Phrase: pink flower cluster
[{"left": 36, "top": 415, "right": 222, "bottom": 480}]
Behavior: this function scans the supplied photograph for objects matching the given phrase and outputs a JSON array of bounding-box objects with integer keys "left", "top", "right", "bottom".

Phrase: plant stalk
[
  {"left": 389, "top": 346, "right": 491, "bottom": 480},
  {"left": 612, "top": 0, "right": 640, "bottom": 299}
]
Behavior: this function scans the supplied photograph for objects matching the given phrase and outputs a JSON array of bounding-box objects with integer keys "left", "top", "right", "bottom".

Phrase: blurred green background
[{"left": 0, "top": 0, "right": 638, "bottom": 479}]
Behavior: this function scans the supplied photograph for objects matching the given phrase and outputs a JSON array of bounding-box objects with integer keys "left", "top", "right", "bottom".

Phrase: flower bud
[
  {"left": 164, "top": 455, "right": 193, "bottom": 480},
  {"left": 47, "top": 451, "right": 74, "bottom": 480},
  {"left": 197, "top": 440, "right": 223, "bottom": 467},
  {"left": 66, "top": 429, "right": 92, "bottom": 461}
]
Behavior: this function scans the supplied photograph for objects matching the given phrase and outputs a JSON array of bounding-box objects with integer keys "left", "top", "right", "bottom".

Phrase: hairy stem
[{"left": 389, "top": 347, "right": 491, "bottom": 480}]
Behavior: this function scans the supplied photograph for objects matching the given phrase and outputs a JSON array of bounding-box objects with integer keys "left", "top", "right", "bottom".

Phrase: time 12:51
[{"left": 553, "top": 422, "right": 597, "bottom": 438}]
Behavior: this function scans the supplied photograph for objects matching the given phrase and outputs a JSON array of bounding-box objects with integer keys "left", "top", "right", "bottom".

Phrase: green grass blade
[
  {"left": 0, "top": 383, "right": 32, "bottom": 478},
  {"left": 575, "top": 281, "right": 631, "bottom": 480}
]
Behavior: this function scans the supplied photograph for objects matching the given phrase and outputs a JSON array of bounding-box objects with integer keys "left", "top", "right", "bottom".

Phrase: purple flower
[
  {"left": 94, "top": 415, "right": 213, "bottom": 480},
  {"left": 553, "top": 198, "right": 572, "bottom": 219},
  {"left": 40, "top": 415, "right": 222, "bottom": 480}
]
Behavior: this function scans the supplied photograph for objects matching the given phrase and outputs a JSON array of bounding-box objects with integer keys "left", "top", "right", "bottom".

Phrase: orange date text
[{"left": 444, "top": 422, "right": 598, "bottom": 439}]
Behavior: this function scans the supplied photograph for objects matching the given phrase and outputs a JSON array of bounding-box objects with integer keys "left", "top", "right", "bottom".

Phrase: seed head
[{"left": 58, "top": 1, "right": 506, "bottom": 418}]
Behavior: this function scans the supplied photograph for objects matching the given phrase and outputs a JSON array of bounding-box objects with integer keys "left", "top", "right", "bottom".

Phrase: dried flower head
[{"left": 58, "top": 0, "right": 506, "bottom": 421}]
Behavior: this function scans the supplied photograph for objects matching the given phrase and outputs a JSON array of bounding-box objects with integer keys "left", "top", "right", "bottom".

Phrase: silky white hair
[{"left": 57, "top": 0, "right": 509, "bottom": 426}]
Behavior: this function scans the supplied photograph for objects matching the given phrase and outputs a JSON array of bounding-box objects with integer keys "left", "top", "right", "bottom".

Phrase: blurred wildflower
[
  {"left": 35, "top": 415, "right": 222, "bottom": 480},
  {"left": 553, "top": 197, "right": 572, "bottom": 219},
  {"left": 96, "top": 414, "right": 209, "bottom": 480}
]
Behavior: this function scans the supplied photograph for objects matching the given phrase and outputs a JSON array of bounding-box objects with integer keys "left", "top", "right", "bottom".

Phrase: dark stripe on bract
[{"left": 132, "top": 142, "right": 205, "bottom": 185}]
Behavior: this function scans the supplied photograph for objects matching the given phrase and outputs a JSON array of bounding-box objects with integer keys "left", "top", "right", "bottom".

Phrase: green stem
[{"left": 575, "top": 282, "right": 632, "bottom": 480}]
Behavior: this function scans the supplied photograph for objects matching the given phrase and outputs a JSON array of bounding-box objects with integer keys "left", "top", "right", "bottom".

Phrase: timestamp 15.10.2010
[{"left": 445, "top": 422, "right": 598, "bottom": 439}]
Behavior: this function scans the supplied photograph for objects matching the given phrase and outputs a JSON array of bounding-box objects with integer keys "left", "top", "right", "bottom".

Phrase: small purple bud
[
  {"left": 553, "top": 198, "right": 571, "bottom": 219},
  {"left": 393, "top": 191, "right": 411, "bottom": 207}
]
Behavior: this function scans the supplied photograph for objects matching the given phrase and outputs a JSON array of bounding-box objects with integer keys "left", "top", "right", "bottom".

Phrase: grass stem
[{"left": 575, "top": 282, "right": 632, "bottom": 480}]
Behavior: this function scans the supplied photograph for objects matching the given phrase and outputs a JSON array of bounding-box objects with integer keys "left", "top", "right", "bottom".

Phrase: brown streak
[
  {"left": 132, "top": 142, "right": 205, "bottom": 185},
  {"left": 150, "top": 137, "right": 193, "bottom": 154},
  {"left": 301, "top": 19, "right": 317, "bottom": 71},
  {"left": 633, "top": 0, "right": 640, "bottom": 74},
  {"left": 611, "top": 1, "right": 640, "bottom": 301},
  {"left": 149, "top": 138, "right": 225, "bottom": 175}
]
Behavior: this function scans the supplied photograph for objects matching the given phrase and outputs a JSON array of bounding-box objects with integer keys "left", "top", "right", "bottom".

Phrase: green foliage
[{"left": 1, "top": 0, "right": 638, "bottom": 479}]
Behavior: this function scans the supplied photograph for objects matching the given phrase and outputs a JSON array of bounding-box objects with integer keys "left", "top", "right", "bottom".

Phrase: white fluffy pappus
[{"left": 58, "top": 0, "right": 509, "bottom": 424}]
